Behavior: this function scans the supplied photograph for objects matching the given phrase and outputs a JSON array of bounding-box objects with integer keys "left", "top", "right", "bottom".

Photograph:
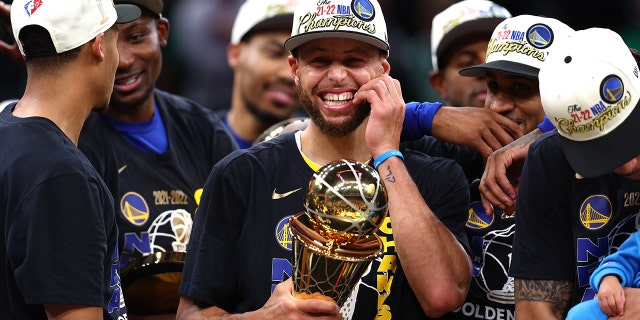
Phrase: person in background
[
  {"left": 404, "top": 0, "right": 512, "bottom": 185},
  {"left": 219, "top": 0, "right": 302, "bottom": 149},
  {"left": 0, "top": 0, "right": 140, "bottom": 319},
  {"left": 77, "top": 0, "right": 237, "bottom": 318},
  {"left": 451, "top": 14, "right": 574, "bottom": 319},
  {"left": 510, "top": 27, "right": 640, "bottom": 320},
  {"left": 176, "top": 0, "right": 472, "bottom": 318}
]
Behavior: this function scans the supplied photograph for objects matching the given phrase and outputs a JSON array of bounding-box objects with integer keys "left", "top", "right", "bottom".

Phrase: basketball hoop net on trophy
[{"left": 289, "top": 159, "right": 388, "bottom": 313}]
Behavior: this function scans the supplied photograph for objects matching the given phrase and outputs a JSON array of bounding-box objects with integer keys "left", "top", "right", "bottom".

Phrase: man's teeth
[
  {"left": 323, "top": 93, "right": 353, "bottom": 105},
  {"left": 117, "top": 75, "right": 137, "bottom": 85}
]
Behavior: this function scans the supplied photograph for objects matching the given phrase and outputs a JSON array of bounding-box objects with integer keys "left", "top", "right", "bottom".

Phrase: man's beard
[
  {"left": 296, "top": 84, "right": 370, "bottom": 137},
  {"left": 108, "top": 85, "right": 154, "bottom": 114},
  {"left": 244, "top": 98, "right": 291, "bottom": 126}
]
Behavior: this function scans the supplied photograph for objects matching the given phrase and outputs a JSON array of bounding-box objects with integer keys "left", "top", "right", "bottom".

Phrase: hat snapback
[
  {"left": 459, "top": 14, "right": 574, "bottom": 78},
  {"left": 540, "top": 28, "right": 640, "bottom": 178},
  {"left": 12, "top": 0, "right": 140, "bottom": 57},
  {"left": 284, "top": 0, "right": 388, "bottom": 52}
]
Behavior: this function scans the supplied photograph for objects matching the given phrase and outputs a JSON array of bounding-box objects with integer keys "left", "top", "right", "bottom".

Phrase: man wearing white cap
[
  {"left": 511, "top": 28, "right": 640, "bottom": 319},
  {"left": 402, "top": 0, "right": 512, "bottom": 188},
  {"left": 177, "top": 0, "right": 472, "bottom": 319},
  {"left": 432, "top": 13, "right": 573, "bottom": 319},
  {"left": 220, "top": 0, "right": 302, "bottom": 148},
  {"left": 0, "top": 0, "right": 140, "bottom": 319}
]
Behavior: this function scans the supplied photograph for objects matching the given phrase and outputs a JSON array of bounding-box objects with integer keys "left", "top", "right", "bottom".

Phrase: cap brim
[
  {"left": 459, "top": 60, "right": 539, "bottom": 78},
  {"left": 115, "top": 4, "right": 142, "bottom": 24},
  {"left": 284, "top": 31, "right": 389, "bottom": 52},
  {"left": 559, "top": 99, "right": 640, "bottom": 178},
  {"left": 436, "top": 17, "right": 505, "bottom": 59},
  {"left": 244, "top": 14, "right": 294, "bottom": 40}
]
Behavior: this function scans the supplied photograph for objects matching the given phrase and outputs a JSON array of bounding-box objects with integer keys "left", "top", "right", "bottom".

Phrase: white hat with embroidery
[
  {"left": 11, "top": 0, "right": 140, "bottom": 57},
  {"left": 540, "top": 28, "right": 640, "bottom": 178},
  {"left": 231, "top": 0, "right": 298, "bottom": 44},
  {"left": 459, "top": 14, "right": 574, "bottom": 78},
  {"left": 284, "top": 0, "right": 388, "bottom": 52},
  {"left": 431, "top": 0, "right": 511, "bottom": 71}
]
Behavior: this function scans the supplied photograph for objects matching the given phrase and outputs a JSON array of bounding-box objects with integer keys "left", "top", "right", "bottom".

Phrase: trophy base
[
  {"left": 120, "top": 251, "right": 186, "bottom": 315},
  {"left": 290, "top": 213, "right": 382, "bottom": 307}
]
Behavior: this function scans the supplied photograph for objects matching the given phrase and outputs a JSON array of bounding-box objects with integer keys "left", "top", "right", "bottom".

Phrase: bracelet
[{"left": 373, "top": 150, "right": 404, "bottom": 169}]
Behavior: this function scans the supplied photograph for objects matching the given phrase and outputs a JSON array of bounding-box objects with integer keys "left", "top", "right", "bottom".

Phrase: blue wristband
[
  {"left": 401, "top": 101, "right": 443, "bottom": 141},
  {"left": 373, "top": 150, "right": 404, "bottom": 169}
]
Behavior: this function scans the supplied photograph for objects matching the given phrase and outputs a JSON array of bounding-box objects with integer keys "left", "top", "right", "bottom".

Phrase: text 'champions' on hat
[
  {"left": 11, "top": 0, "right": 140, "bottom": 57},
  {"left": 284, "top": 0, "right": 388, "bottom": 53},
  {"left": 540, "top": 28, "right": 640, "bottom": 178},
  {"left": 231, "top": 0, "right": 298, "bottom": 44},
  {"left": 459, "top": 14, "right": 574, "bottom": 78},
  {"left": 431, "top": 0, "right": 511, "bottom": 71}
]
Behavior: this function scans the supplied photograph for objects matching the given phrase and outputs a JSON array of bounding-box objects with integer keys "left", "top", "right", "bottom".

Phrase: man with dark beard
[
  {"left": 177, "top": 0, "right": 472, "bottom": 319},
  {"left": 220, "top": 0, "right": 303, "bottom": 148},
  {"left": 76, "top": 0, "right": 237, "bottom": 319}
]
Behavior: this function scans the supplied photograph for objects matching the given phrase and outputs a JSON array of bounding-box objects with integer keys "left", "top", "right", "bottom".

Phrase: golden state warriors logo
[
  {"left": 467, "top": 201, "right": 494, "bottom": 229},
  {"left": 351, "top": 0, "right": 375, "bottom": 22},
  {"left": 526, "top": 23, "right": 553, "bottom": 49},
  {"left": 120, "top": 192, "right": 150, "bottom": 226},
  {"left": 601, "top": 75, "right": 624, "bottom": 104},
  {"left": 579, "top": 195, "right": 612, "bottom": 230},
  {"left": 276, "top": 216, "right": 293, "bottom": 251}
]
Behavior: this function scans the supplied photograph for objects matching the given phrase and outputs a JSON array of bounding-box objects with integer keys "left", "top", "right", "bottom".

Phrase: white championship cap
[
  {"left": 11, "top": 0, "right": 140, "bottom": 57},
  {"left": 231, "top": 0, "right": 298, "bottom": 44},
  {"left": 431, "top": 0, "right": 511, "bottom": 71},
  {"left": 459, "top": 14, "right": 574, "bottom": 78},
  {"left": 540, "top": 28, "right": 640, "bottom": 178},
  {"left": 284, "top": 0, "right": 388, "bottom": 52}
]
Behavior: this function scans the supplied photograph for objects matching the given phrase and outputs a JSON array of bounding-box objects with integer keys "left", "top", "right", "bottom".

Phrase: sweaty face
[
  {"left": 110, "top": 14, "right": 167, "bottom": 112},
  {"left": 235, "top": 30, "right": 299, "bottom": 124},
  {"left": 484, "top": 71, "right": 544, "bottom": 134},
  {"left": 438, "top": 40, "right": 489, "bottom": 108},
  {"left": 291, "top": 38, "right": 386, "bottom": 136}
]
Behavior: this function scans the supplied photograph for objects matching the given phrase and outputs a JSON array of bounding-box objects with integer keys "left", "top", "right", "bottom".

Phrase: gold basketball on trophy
[
  {"left": 290, "top": 159, "right": 388, "bottom": 308},
  {"left": 304, "top": 160, "right": 388, "bottom": 244}
]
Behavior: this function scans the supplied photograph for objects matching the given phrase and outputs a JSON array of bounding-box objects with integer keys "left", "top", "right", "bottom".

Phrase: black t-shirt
[
  {"left": 180, "top": 132, "right": 470, "bottom": 319},
  {"left": 0, "top": 104, "right": 126, "bottom": 319},
  {"left": 79, "top": 89, "right": 237, "bottom": 270},
  {"left": 510, "top": 130, "right": 640, "bottom": 311}
]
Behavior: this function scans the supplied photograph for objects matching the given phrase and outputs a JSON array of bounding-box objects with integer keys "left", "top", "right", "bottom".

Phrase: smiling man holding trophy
[{"left": 177, "top": 0, "right": 472, "bottom": 319}]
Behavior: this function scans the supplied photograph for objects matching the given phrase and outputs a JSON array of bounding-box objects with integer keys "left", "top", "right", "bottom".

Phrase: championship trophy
[{"left": 290, "top": 159, "right": 388, "bottom": 309}]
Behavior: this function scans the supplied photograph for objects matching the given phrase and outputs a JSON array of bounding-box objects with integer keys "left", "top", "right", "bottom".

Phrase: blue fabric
[
  {"left": 566, "top": 299, "right": 607, "bottom": 320},
  {"left": 402, "top": 101, "right": 443, "bottom": 140},
  {"left": 104, "top": 103, "right": 168, "bottom": 153},
  {"left": 537, "top": 115, "right": 555, "bottom": 133},
  {"left": 222, "top": 117, "right": 253, "bottom": 149}
]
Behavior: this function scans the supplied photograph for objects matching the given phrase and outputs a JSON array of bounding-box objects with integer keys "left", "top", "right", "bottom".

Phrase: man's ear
[
  {"left": 91, "top": 32, "right": 105, "bottom": 62},
  {"left": 428, "top": 70, "right": 447, "bottom": 99},
  {"left": 227, "top": 43, "right": 241, "bottom": 69},
  {"left": 288, "top": 55, "right": 299, "bottom": 85},
  {"left": 157, "top": 16, "right": 170, "bottom": 47}
]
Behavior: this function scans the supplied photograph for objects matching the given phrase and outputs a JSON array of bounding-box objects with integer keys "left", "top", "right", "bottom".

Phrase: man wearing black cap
[
  {"left": 0, "top": 0, "right": 139, "bottom": 319},
  {"left": 77, "top": 0, "right": 237, "bottom": 318}
]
